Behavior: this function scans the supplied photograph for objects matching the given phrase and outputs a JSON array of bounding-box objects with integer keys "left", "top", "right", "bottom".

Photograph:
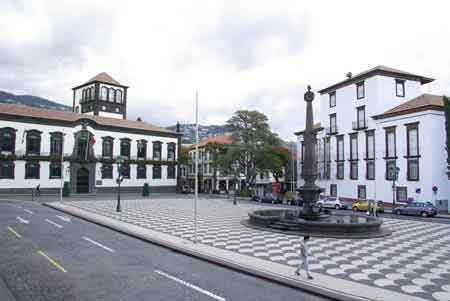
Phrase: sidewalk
[{"left": 44, "top": 198, "right": 449, "bottom": 301}]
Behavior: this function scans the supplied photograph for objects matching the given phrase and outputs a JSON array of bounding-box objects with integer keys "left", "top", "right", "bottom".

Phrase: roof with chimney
[
  {"left": 373, "top": 94, "right": 445, "bottom": 120},
  {"left": 0, "top": 103, "right": 179, "bottom": 137},
  {"left": 318, "top": 66, "right": 434, "bottom": 94}
]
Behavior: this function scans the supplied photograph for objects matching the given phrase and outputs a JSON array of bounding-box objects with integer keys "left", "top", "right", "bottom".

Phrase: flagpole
[
  {"left": 60, "top": 132, "right": 65, "bottom": 202},
  {"left": 194, "top": 91, "right": 199, "bottom": 244}
]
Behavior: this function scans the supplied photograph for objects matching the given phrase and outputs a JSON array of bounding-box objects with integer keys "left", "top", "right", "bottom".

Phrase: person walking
[
  {"left": 35, "top": 184, "right": 41, "bottom": 197},
  {"left": 296, "top": 236, "right": 313, "bottom": 279}
]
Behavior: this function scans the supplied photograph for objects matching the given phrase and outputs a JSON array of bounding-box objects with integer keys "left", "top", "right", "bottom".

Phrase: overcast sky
[{"left": 1, "top": 0, "right": 449, "bottom": 140}]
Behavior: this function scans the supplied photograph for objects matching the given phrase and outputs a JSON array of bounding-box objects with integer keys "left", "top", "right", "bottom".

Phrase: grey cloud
[
  {"left": 201, "top": 14, "right": 308, "bottom": 69},
  {"left": 0, "top": 3, "right": 115, "bottom": 93}
]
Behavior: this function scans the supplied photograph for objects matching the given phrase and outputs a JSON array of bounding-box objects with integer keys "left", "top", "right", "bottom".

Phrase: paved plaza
[{"left": 48, "top": 197, "right": 450, "bottom": 301}]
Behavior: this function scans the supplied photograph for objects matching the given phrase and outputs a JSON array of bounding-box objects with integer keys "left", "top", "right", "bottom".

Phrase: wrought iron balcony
[
  {"left": 352, "top": 120, "right": 368, "bottom": 130},
  {"left": 325, "top": 126, "right": 338, "bottom": 135}
]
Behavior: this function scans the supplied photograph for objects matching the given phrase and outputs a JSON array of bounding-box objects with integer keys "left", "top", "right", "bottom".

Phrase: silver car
[
  {"left": 394, "top": 202, "right": 438, "bottom": 217},
  {"left": 317, "top": 197, "right": 348, "bottom": 210}
]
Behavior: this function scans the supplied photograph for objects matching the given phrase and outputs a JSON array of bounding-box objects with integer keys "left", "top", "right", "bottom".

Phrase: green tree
[
  {"left": 218, "top": 110, "right": 283, "bottom": 191},
  {"left": 444, "top": 95, "right": 450, "bottom": 179}
]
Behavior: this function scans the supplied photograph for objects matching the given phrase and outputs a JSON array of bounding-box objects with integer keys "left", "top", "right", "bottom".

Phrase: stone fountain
[{"left": 246, "top": 86, "right": 391, "bottom": 238}]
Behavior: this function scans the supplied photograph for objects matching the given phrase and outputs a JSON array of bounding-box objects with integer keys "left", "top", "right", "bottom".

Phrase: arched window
[
  {"left": 0, "top": 127, "right": 17, "bottom": 154},
  {"left": 101, "top": 87, "right": 108, "bottom": 100},
  {"left": 116, "top": 90, "right": 122, "bottom": 104},
  {"left": 109, "top": 88, "right": 115, "bottom": 102}
]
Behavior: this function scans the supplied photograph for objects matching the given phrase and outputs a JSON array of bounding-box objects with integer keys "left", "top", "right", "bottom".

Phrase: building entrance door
[{"left": 77, "top": 167, "right": 90, "bottom": 193}]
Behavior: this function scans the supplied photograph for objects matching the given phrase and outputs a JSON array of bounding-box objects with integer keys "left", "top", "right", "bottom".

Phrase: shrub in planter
[
  {"left": 142, "top": 183, "right": 150, "bottom": 196},
  {"left": 62, "top": 181, "right": 71, "bottom": 197}
]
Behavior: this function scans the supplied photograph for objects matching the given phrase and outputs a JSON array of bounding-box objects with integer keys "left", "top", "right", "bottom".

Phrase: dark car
[
  {"left": 394, "top": 202, "right": 437, "bottom": 217},
  {"left": 260, "top": 195, "right": 283, "bottom": 204}
]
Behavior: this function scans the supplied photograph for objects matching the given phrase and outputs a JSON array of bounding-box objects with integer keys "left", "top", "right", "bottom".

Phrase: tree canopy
[{"left": 218, "top": 110, "right": 287, "bottom": 191}]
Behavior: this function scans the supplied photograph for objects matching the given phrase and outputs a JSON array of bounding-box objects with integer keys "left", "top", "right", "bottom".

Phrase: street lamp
[
  {"left": 232, "top": 162, "right": 239, "bottom": 205},
  {"left": 390, "top": 166, "right": 400, "bottom": 210},
  {"left": 116, "top": 156, "right": 126, "bottom": 212}
]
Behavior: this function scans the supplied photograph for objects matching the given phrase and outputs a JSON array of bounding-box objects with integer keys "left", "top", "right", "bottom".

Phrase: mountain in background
[
  {"left": 166, "top": 123, "right": 231, "bottom": 144},
  {"left": 0, "top": 90, "right": 71, "bottom": 112}
]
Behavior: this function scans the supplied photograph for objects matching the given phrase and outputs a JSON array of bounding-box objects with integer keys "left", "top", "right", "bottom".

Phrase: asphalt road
[{"left": 0, "top": 199, "right": 329, "bottom": 301}]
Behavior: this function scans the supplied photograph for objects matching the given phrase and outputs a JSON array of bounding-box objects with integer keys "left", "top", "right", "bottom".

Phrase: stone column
[{"left": 298, "top": 86, "right": 324, "bottom": 219}]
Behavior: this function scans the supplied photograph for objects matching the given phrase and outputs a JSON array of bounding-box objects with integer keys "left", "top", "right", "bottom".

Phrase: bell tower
[{"left": 72, "top": 72, "right": 129, "bottom": 119}]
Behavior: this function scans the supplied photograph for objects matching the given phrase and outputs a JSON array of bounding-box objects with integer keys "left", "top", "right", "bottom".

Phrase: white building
[
  {"left": 0, "top": 73, "right": 181, "bottom": 194},
  {"left": 296, "top": 66, "right": 449, "bottom": 208}
]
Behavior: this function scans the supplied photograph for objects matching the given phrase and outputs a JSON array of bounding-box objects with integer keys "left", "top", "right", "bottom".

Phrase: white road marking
[
  {"left": 154, "top": 270, "right": 226, "bottom": 301},
  {"left": 17, "top": 216, "right": 29, "bottom": 224},
  {"left": 82, "top": 236, "right": 115, "bottom": 253},
  {"left": 56, "top": 215, "right": 71, "bottom": 222},
  {"left": 24, "top": 209, "right": 34, "bottom": 214},
  {"left": 45, "top": 219, "right": 63, "bottom": 229}
]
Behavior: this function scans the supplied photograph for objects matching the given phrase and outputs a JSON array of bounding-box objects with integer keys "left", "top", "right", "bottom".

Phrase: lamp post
[
  {"left": 391, "top": 166, "right": 400, "bottom": 210},
  {"left": 232, "top": 162, "right": 239, "bottom": 205},
  {"left": 116, "top": 156, "right": 125, "bottom": 212},
  {"left": 60, "top": 132, "right": 66, "bottom": 202}
]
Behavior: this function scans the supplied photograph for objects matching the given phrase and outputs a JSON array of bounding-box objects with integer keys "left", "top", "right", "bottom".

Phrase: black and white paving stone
[{"left": 63, "top": 198, "right": 450, "bottom": 301}]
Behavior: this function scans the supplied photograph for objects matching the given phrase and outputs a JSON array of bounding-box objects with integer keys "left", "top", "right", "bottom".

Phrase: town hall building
[{"left": 0, "top": 73, "right": 182, "bottom": 194}]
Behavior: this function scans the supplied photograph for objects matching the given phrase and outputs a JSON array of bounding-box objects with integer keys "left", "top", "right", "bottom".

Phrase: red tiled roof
[
  {"left": 373, "top": 94, "right": 444, "bottom": 119},
  {"left": 86, "top": 72, "right": 122, "bottom": 86},
  {"left": 318, "top": 66, "right": 434, "bottom": 94},
  {"left": 198, "top": 135, "right": 232, "bottom": 147},
  {"left": 0, "top": 103, "right": 177, "bottom": 135}
]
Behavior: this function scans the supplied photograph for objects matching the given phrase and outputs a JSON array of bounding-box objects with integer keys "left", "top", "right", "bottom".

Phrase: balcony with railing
[
  {"left": 352, "top": 119, "right": 368, "bottom": 131},
  {"left": 325, "top": 126, "right": 338, "bottom": 135}
]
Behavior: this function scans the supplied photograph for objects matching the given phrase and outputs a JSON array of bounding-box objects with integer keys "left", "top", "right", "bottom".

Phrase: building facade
[
  {"left": 296, "top": 66, "right": 449, "bottom": 207},
  {"left": 0, "top": 73, "right": 181, "bottom": 194}
]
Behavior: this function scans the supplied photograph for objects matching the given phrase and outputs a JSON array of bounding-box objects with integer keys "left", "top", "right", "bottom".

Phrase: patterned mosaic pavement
[{"left": 64, "top": 198, "right": 450, "bottom": 301}]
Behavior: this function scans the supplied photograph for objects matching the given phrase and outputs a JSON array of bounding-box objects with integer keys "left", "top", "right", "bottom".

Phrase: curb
[{"left": 44, "top": 202, "right": 411, "bottom": 301}]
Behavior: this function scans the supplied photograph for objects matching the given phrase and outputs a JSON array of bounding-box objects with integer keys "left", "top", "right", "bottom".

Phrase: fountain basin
[{"left": 246, "top": 209, "right": 391, "bottom": 239}]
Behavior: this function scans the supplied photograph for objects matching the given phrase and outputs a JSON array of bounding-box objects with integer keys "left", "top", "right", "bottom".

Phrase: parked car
[
  {"left": 352, "top": 200, "right": 384, "bottom": 213},
  {"left": 251, "top": 195, "right": 261, "bottom": 202},
  {"left": 252, "top": 194, "right": 283, "bottom": 204},
  {"left": 317, "top": 197, "right": 348, "bottom": 210},
  {"left": 394, "top": 202, "right": 437, "bottom": 217}
]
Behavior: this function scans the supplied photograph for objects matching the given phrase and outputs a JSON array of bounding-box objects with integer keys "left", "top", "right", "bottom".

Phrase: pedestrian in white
[{"left": 296, "top": 236, "right": 313, "bottom": 279}]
